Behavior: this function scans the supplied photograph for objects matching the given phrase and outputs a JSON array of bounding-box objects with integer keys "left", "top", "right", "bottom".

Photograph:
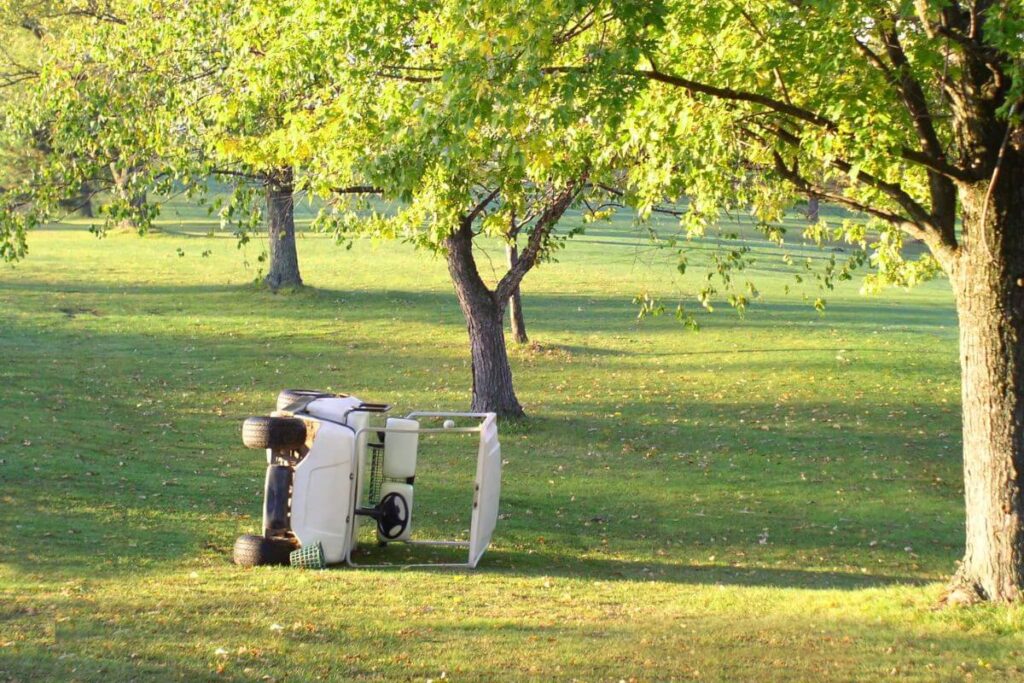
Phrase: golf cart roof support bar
[
  {"left": 363, "top": 426, "right": 483, "bottom": 435},
  {"left": 405, "top": 411, "right": 496, "bottom": 422},
  {"left": 404, "top": 540, "right": 470, "bottom": 547}
]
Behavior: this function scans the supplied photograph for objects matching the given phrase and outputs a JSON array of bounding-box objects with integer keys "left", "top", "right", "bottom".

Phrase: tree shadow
[
  {"left": 478, "top": 551, "right": 930, "bottom": 589},
  {"left": 0, "top": 277, "right": 956, "bottom": 337},
  {"left": 341, "top": 545, "right": 928, "bottom": 590}
]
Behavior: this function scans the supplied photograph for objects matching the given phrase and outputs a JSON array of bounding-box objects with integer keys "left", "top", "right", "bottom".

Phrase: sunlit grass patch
[{"left": 2, "top": 204, "right": 1016, "bottom": 681}]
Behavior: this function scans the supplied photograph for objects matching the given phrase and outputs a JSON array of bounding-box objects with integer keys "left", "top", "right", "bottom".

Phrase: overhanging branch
[
  {"left": 632, "top": 68, "right": 837, "bottom": 131},
  {"left": 771, "top": 150, "right": 957, "bottom": 267},
  {"left": 763, "top": 123, "right": 943, "bottom": 236}
]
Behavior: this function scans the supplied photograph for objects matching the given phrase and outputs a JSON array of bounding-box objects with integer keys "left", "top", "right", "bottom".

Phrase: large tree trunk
[
  {"left": 506, "top": 242, "right": 528, "bottom": 344},
  {"left": 949, "top": 164, "right": 1024, "bottom": 603},
  {"left": 264, "top": 168, "right": 303, "bottom": 291},
  {"left": 445, "top": 223, "right": 524, "bottom": 418}
]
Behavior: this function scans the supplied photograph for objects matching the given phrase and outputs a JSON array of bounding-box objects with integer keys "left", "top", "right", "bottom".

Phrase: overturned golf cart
[{"left": 233, "top": 390, "right": 501, "bottom": 569}]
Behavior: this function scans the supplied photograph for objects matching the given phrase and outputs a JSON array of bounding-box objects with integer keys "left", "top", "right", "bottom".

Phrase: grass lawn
[{"left": 2, "top": 201, "right": 1023, "bottom": 681}]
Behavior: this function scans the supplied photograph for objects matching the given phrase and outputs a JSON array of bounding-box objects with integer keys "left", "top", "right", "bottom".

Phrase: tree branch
[
  {"left": 465, "top": 187, "right": 501, "bottom": 225},
  {"left": 495, "top": 176, "right": 585, "bottom": 302},
  {"left": 880, "top": 26, "right": 947, "bottom": 166},
  {"left": 631, "top": 68, "right": 838, "bottom": 132},
  {"left": 331, "top": 185, "right": 384, "bottom": 195},
  {"left": 771, "top": 151, "right": 957, "bottom": 268},
  {"left": 763, "top": 123, "right": 941, "bottom": 234},
  {"left": 591, "top": 182, "right": 686, "bottom": 217},
  {"left": 736, "top": 6, "right": 794, "bottom": 106},
  {"left": 899, "top": 147, "right": 979, "bottom": 182},
  {"left": 631, "top": 65, "right": 972, "bottom": 184}
]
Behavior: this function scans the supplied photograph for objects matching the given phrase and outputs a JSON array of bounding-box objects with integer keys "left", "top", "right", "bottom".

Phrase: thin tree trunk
[
  {"left": 506, "top": 242, "right": 528, "bottom": 344},
  {"left": 110, "top": 164, "right": 145, "bottom": 229},
  {"left": 805, "top": 194, "right": 819, "bottom": 223},
  {"left": 59, "top": 181, "right": 92, "bottom": 218},
  {"left": 949, "top": 166, "right": 1024, "bottom": 603},
  {"left": 445, "top": 222, "right": 524, "bottom": 418},
  {"left": 264, "top": 168, "right": 303, "bottom": 291},
  {"left": 130, "top": 190, "right": 147, "bottom": 219}
]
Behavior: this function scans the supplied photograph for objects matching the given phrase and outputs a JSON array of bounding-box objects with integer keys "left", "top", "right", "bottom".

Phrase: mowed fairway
[{"left": 2, "top": 203, "right": 1022, "bottom": 681}]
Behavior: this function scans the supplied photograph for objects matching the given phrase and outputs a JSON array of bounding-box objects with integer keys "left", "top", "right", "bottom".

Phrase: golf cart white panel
[
  {"left": 305, "top": 396, "right": 363, "bottom": 423},
  {"left": 291, "top": 420, "right": 355, "bottom": 564},
  {"left": 469, "top": 414, "right": 501, "bottom": 568},
  {"left": 383, "top": 417, "right": 419, "bottom": 478}
]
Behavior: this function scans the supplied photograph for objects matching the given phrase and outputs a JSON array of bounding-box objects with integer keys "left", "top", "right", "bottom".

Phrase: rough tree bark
[
  {"left": 506, "top": 241, "right": 528, "bottom": 344},
  {"left": 446, "top": 221, "right": 523, "bottom": 417},
  {"left": 264, "top": 167, "right": 303, "bottom": 291},
  {"left": 948, "top": 159, "right": 1024, "bottom": 602}
]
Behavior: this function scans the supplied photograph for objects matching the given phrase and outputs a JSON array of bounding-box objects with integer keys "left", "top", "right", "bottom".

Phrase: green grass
[{"left": 2, "top": 200, "right": 1023, "bottom": 681}]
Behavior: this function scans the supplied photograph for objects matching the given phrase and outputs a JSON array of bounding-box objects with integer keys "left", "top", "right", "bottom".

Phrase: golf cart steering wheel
[{"left": 377, "top": 492, "right": 410, "bottom": 540}]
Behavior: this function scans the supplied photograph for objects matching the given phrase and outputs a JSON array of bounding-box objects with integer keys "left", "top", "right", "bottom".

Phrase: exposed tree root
[{"left": 938, "top": 568, "right": 988, "bottom": 608}]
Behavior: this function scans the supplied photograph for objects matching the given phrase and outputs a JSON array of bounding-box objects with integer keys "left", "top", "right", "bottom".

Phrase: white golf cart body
[{"left": 282, "top": 396, "right": 501, "bottom": 567}]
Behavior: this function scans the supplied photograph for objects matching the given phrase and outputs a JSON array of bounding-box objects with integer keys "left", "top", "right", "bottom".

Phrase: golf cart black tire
[
  {"left": 232, "top": 534, "right": 293, "bottom": 567},
  {"left": 276, "top": 389, "right": 339, "bottom": 412},
  {"left": 242, "top": 416, "right": 306, "bottom": 450}
]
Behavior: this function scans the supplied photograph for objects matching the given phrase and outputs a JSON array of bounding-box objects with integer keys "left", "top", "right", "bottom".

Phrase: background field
[{"left": 2, "top": 200, "right": 1022, "bottom": 681}]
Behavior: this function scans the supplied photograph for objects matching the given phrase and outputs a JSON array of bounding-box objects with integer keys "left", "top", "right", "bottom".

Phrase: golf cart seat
[
  {"left": 383, "top": 417, "right": 419, "bottom": 479},
  {"left": 374, "top": 417, "right": 418, "bottom": 542}
]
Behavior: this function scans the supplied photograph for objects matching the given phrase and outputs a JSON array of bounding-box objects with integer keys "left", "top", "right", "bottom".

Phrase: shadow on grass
[
  {"left": 0, "top": 277, "right": 956, "bottom": 339},
  {"left": 481, "top": 551, "right": 930, "bottom": 589},
  {"left": 343, "top": 545, "right": 929, "bottom": 590},
  {"left": 491, "top": 557, "right": 933, "bottom": 593}
]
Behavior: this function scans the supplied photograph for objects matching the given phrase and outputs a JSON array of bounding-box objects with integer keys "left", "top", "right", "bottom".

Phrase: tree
[
  {"left": 0, "top": 0, "right": 309, "bottom": 290},
  {"left": 187, "top": 1, "right": 313, "bottom": 291},
  {"left": 517, "top": 0, "right": 1022, "bottom": 601},
  {"left": 1, "top": 0, "right": 648, "bottom": 414},
  {"left": 440, "top": 181, "right": 585, "bottom": 416},
  {"left": 211, "top": 0, "right": 646, "bottom": 416},
  {"left": 506, "top": 224, "right": 529, "bottom": 345},
  {"left": 0, "top": 1, "right": 169, "bottom": 260},
  {"left": 0, "top": 3, "right": 92, "bottom": 221}
]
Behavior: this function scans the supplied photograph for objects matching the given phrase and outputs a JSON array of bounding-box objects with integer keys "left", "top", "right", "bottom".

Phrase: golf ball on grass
[{"left": 443, "top": 419, "right": 456, "bottom": 429}]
